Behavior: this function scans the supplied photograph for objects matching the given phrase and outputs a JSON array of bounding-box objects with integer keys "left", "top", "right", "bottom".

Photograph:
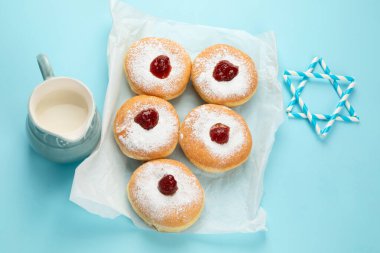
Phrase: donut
[
  {"left": 124, "top": 37, "right": 192, "bottom": 100},
  {"left": 127, "top": 159, "right": 205, "bottom": 232},
  {"left": 191, "top": 44, "right": 258, "bottom": 107},
  {"left": 114, "top": 95, "right": 179, "bottom": 160},
  {"left": 179, "top": 104, "right": 252, "bottom": 173}
]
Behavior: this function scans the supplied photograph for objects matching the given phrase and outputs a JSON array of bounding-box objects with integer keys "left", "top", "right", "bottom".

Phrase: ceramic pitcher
[{"left": 26, "top": 54, "right": 101, "bottom": 163}]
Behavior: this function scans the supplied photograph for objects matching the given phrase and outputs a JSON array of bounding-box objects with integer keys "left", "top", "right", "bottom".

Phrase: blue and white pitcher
[{"left": 26, "top": 54, "right": 101, "bottom": 163}]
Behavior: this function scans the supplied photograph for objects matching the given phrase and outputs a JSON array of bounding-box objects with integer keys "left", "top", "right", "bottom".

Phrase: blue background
[{"left": 1, "top": 0, "right": 379, "bottom": 252}]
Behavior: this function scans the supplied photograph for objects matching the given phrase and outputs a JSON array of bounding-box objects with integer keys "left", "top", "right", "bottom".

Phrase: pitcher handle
[{"left": 37, "top": 54, "right": 55, "bottom": 80}]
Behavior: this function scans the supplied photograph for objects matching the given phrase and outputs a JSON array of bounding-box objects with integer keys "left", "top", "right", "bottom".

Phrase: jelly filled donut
[
  {"left": 124, "top": 37, "right": 192, "bottom": 100},
  {"left": 114, "top": 95, "right": 179, "bottom": 160},
  {"left": 179, "top": 104, "right": 252, "bottom": 173},
  {"left": 127, "top": 159, "right": 205, "bottom": 232},
  {"left": 191, "top": 44, "right": 258, "bottom": 107}
]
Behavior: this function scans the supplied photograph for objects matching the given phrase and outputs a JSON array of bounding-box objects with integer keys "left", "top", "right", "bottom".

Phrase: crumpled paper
[{"left": 70, "top": 0, "right": 284, "bottom": 233}]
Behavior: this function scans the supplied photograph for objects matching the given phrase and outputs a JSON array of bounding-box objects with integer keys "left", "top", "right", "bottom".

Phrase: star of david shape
[{"left": 283, "top": 57, "right": 359, "bottom": 138}]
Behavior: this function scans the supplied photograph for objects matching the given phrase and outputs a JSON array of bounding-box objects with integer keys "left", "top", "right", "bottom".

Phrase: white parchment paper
[{"left": 70, "top": 0, "right": 284, "bottom": 233}]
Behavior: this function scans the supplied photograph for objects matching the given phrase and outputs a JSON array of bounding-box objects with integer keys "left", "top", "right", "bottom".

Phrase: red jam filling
[
  {"left": 158, "top": 174, "right": 178, "bottom": 195},
  {"left": 209, "top": 123, "right": 230, "bottom": 144},
  {"left": 212, "top": 60, "right": 239, "bottom": 82},
  {"left": 134, "top": 108, "right": 159, "bottom": 130},
  {"left": 150, "top": 55, "right": 172, "bottom": 79}
]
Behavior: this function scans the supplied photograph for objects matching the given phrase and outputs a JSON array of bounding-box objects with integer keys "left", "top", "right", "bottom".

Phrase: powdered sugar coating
[
  {"left": 116, "top": 102, "right": 178, "bottom": 154},
  {"left": 125, "top": 38, "right": 187, "bottom": 93},
  {"left": 182, "top": 105, "right": 246, "bottom": 158},
  {"left": 193, "top": 44, "right": 256, "bottom": 100},
  {"left": 130, "top": 161, "right": 203, "bottom": 223}
]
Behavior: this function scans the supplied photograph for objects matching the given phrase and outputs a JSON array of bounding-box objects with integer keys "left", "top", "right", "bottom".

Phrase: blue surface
[{"left": 0, "top": 0, "right": 379, "bottom": 252}]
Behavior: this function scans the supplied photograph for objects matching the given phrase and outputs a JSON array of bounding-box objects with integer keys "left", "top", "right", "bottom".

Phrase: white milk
[{"left": 34, "top": 90, "right": 89, "bottom": 140}]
